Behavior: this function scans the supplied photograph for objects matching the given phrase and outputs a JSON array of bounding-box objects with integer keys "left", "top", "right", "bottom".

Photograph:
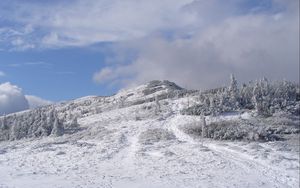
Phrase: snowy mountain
[{"left": 0, "top": 79, "right": 299, "bottom": 188}]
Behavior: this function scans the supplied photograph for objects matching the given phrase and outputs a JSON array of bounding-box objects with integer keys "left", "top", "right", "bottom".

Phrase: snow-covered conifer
[
  {"left": 201, "top": 116, "right": 207, "bottom": 138},
  {"left": 10, "top": 118, "right": 21, "bottom": 140},
  {"left": 209, "top": 96, "right": 217, "bottom": 116},
  {"left": 228, "top": 74, "right": 240, "bottom": 109},
  {"left": 51, "top": 111, "right": 64, "bottom": 136},
  {"left": 0, "top": 115, "right": 7, "bottom": 130},
  {"left": 155, "top": 95, "right": 161, "bottom": 115},
  {"left": 69, "top": 116, "right": 79, "bottom": 129}
]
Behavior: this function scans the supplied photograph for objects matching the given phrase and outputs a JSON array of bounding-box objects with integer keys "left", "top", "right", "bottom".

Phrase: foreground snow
[{"left": 0, "top": 105, "right": 299, "bottom": 188}]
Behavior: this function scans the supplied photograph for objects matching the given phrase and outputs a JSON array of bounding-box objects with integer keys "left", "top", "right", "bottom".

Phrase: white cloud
[
  {"left": 6, "top": 61, "right": 52, "bottom": 68},
  {"left": 6, "top": 0, "right": 296, "bottom": 48},
  {"left": 0, "top": 25, "right": 35, "bottom": 50},
  {"left": 1, "top": 0, "right": 298, "bottom": 50},
  {"left": 25, "top": 95, "right": 52, "bottom": 109},
  {"left": 93, "top": 67, "right": 115, "bottom": 84},
  {"left": 0, "top": 82, "right": 52, "bottom": 115},
  {"left": 0, "top": 71, "right": 5, "bottom": 77},
  {"left": 1, "top": 0, "right": 196, "bottom": 48},
  {"left": 0, "top": 82, "right": 29, "bottom": 115},
  {"left": 1, "top": 0, "right": 298, "bottom": 89},
  {"left": 93, "top": 0, "right": 299, "bottom": 89}
]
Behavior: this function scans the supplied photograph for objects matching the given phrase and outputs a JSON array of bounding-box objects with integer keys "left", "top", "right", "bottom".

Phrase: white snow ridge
[{"left": 0, "top": 79, "right": 299, "bottom": 188}]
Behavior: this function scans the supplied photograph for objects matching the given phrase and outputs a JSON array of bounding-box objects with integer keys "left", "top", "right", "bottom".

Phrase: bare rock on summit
[{"left": 143, "top": 80, "right": 183, "bottom": 96}]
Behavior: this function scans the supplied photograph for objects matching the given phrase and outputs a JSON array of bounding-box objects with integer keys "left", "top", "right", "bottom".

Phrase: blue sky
[
  {"left": 0, "top": 0, "right": 299, "bottom": 105},
  {"left": 0, "top": 45, "right": 118, "bottom": 101}
]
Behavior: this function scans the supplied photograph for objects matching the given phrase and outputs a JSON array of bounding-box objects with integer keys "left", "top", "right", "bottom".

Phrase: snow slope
[{"left": 0, "top": 80, "right": 299, "bottom": 188}]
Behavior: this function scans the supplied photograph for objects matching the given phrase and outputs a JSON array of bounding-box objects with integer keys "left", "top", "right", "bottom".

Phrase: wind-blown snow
[{"left": 25, "top": 95, "right": 52, "bottom": 109}]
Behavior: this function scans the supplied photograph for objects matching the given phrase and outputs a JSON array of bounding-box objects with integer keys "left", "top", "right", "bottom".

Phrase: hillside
[{"left": 0, "top": 79, "right": 299, "bottom": 188}]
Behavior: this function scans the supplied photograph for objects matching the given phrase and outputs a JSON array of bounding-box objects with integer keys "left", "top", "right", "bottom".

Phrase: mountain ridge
[
  {"left": 0, "top": 78, "right": 299, "bottom": 141},
  {"left": 0, "top": 78, "right": 299, "bottom": 188}
]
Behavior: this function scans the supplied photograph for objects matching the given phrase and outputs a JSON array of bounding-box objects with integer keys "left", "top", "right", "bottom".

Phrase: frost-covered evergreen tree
[
  {"left": 228, "top": 74, "right": 240, "bottom": 109},
  {"left": 182, "top": 76, "right": 299, "bottom": 116},
  {"left": 0, "top": 115, "right": 7, "bottom": 130},
  {"left": 240, "top": 83, "right": 253, "bottom": 109},
  {"left": 69, "top": 116, "right": 79, "bottom": 129},
  {"left": 32, "top": 110, "right": 48, "bottom": 137},
  {"left": 252, "top": 79, "right": 272, "bottom": 116},
  {"left": 10, "top": 118, "right": 20, "bottom": 140},
  {"left": 252, "top": 81, "right": 263, "bottom": 115},
  {"left": 0, "top": 116, "right": 9, "bottom": 141},
  {"left": 209, "top": 96, "right": 217, "bottom": 116},
  {"left": 51, "top": 115, "right": 64, "bottom": 136},
  {"left": 118, "top": 96, "right": 126, "bottom": 108},
  {"left": 201, "top": 116, "right": 207, "bottom": 138},
  {"left": 260, "top": 78, "right": 271, "bottom": 115},
  {"left": 155, "top": 95, "right": 161, "bottom": 115},
  {"left": 47, "top": 108, "right": 55, "bottom": 125}
]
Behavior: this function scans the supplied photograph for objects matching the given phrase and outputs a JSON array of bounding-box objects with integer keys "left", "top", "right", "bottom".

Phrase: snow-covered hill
[{"left": 0, "top": 80, "right": 299, "bottom": 188}]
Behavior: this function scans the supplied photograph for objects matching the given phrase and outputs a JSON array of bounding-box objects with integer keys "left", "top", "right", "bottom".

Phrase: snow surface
[{"left": 0, "top": 81, "right": 299, "bottom": 188}]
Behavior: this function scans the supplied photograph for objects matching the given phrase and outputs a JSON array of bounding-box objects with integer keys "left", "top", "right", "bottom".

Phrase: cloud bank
[
  {"left": 0, "top": 0, "right": 196, "bottom": 48},
  {"left": 0, "top": 82, "right": 29, "bottom": 115},
  {"left": 0, "top": 82, "right": 52, "bottom": 115},
  {"left": 93, "top": 0, "right": 299, "bottom": 89},
  {"left": 1, "top": 0, "right": 299, "bottom": 90}
]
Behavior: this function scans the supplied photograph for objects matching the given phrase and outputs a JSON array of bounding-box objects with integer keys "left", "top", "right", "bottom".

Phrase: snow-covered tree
[
  {"left": 252, "top": 79, "right": 272, "bottom": 116},
  {"left": 240, "top": 83, "right": 253, "bottom": 109},
  {"left": 154, "top": 95, "right": 161, "bottom": 115},
  {"left": 252, "top": 81, "right": 263, "bottom": 115},
  {"left": 209, "top": 96, "right": 217, "bottom": 116},
  {"left": 0, "top": 115, "right": 7, "bottom": 130},
  {"left": 201, "top": 116, "right": 207, "bottom": 138},
  {"left": 118, "top": 96, "right": 126, "bottom": 108},
  {"left": 10, "top": 118, "right": 20, "bottom": 140},
  {"left": 51, "top": 116, "right": 64, "bottom": 136},
  {"left": 49, "top": 110, "right": 64, "bottom": 136},
  {"left": 228, "top": 74, "right": 240, "bottom": 109},
  {"left": 69, "top": 116, "right": 79, "bottom": 129}
]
